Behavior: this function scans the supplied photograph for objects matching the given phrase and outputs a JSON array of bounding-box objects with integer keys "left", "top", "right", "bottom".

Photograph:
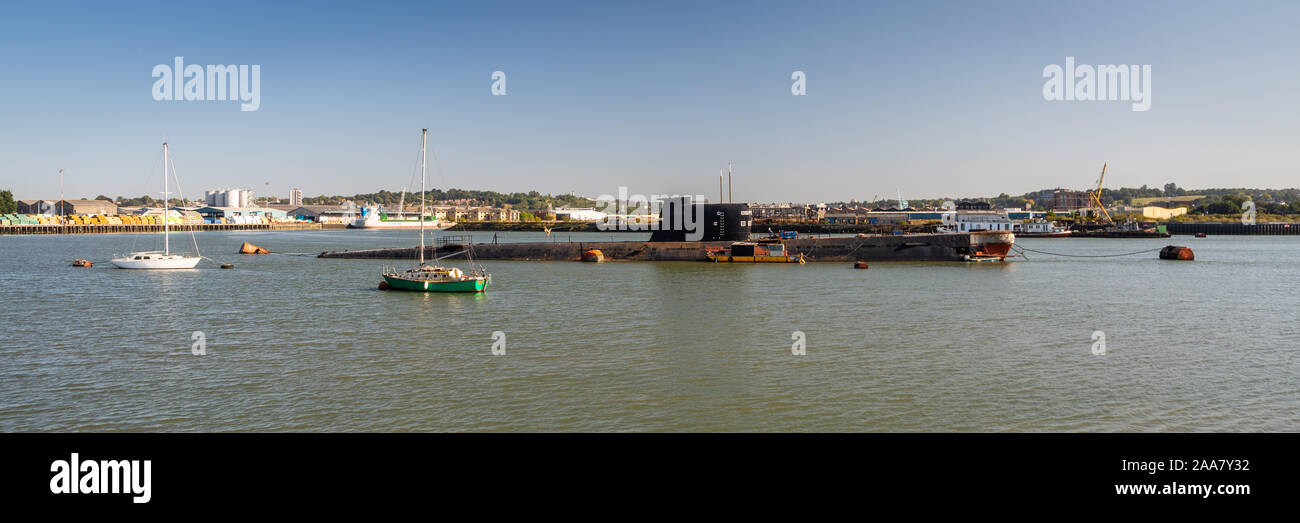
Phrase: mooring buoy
[{"left": 1158, "top": 246, "right": 1194, "bottom": 261}]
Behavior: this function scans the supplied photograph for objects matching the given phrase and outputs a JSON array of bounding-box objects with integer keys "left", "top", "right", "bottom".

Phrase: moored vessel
[
  {"left": 111, "top": 141, "right": 202, "bottom": 270},
  {"left": 1014, "top": 219, "right": 1071, "bottom": 238},
  {"left": 706, "top": 241, "right": 805, "bottom": 263},
  {"left": 379, "top": 129, "right": 490, "bottom": 293},
  {"left": 348, "top": 205, "right": 453, "bottom": 230},
  {"left": 966, "top": 230, "right": 1015, "bottom": 261}
]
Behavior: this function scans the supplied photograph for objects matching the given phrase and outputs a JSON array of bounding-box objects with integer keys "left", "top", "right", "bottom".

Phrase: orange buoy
[
  {"left": 239, "top": 242, "right": 270, "bottom": 254},
  {"left": 581, "top": 249, "right": 605, "bottom": 262},
  {"left": 853, "top": 261, "right": 869, "bottom": 269},
  {"left": 1159, "top": 245, "right": 1194, "bottom": 261}
]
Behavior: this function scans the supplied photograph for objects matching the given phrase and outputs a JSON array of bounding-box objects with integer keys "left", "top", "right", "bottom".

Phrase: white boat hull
[{"left": 111, "top": 256, "right": 202, "bottom": 269}]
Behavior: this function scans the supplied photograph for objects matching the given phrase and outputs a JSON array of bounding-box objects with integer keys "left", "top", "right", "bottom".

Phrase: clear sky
[{"left": 2, "top": 0, "right": 1298, "bottom": 203}]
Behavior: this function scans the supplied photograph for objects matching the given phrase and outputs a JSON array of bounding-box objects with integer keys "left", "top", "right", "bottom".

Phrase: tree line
[
  {"left": 301, "top": 188, "right": 596, "bottom": 210},
  {"left": 833, "top": 184, "right": 1300, "bottom": 215}
]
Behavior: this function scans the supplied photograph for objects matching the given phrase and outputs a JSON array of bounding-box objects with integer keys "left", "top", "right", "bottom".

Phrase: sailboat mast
[
  {"left": 163, "top": 141, "right": 169, "bottom": 255},
  {"left": 419, "top": 128, "right": 427, "bottom": 267},
  {"left": 58, "top": 169, "right": 64, "bottom": 232}
]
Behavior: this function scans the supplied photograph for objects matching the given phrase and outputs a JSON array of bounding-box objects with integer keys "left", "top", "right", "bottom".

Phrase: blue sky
[{"left": 2, "top": 0, "right": 1298, "bottom": 203}]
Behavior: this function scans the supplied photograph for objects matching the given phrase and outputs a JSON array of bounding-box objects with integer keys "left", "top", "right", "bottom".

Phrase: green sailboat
[{"left": 379, "top": 129, "right": 491, "bottom": 293}]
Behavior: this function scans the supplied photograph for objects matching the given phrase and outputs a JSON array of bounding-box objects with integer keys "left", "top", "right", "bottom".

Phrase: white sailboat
[{"left": 111, "top": 141, "right": 202, "bottom": 269}]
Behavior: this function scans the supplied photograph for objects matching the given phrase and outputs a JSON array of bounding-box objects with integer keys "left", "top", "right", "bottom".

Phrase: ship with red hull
[{"left": 966, "top": 230, "right": 1015, "bottom": 261}]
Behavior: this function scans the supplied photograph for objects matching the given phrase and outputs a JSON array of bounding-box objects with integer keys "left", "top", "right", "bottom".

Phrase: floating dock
[{"left": 318, "top": 233, "right": 974, "bottom": 262}]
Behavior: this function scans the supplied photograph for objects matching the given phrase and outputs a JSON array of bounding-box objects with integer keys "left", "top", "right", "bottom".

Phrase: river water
[{"left": 0, "top": 230, "right": 1296, "bottom": 431}]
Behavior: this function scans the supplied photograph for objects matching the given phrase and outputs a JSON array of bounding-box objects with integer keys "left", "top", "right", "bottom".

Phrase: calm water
[{"left": 1, "top": 230, "right": 1297, "bottom": 432}]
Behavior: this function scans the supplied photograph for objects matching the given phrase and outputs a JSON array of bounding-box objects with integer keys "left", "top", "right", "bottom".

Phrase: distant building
[
  {"left": 289, "top": 188, "right": 303, "bottom": 206},
  {"left": 204, "top": 188, "right": 255, "bottom": 208},
  {"left": 1134, "top": 196, "right": 1201, "bottom": 209},
  {"left": 194, "top": 206, "right": 287, "bottom": 221},
  {"left": 48, "top": 200, "right": 118, "bottom": 216},
  {"left": 281, "top": 205, "right": 355, "bottom": 223},
  {"left": 16, "top": 200, "right": 53, "bottom": 214},
  {"left": 1048, "top": 190, "right": 1091, "bottom": 212},
  {"left": 483, "top": 207, "right": 521, "bottom": 222},
  {"left": 552, "top": 207, "right": 606, "bottom": 221},
  {"left": 750, "top": 203, "right": 824, "bottom": 222},
  {"left": 956, "top": 200, "right": 992, "bottom": 211},
  {"left": 1142, "top": 206, "right": 1189, "bottom": 219}
]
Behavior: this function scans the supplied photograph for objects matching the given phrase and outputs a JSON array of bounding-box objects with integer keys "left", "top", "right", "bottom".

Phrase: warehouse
[
  {"left": 51, "top": 200, "right": 119, "bottom": 216},
  {"left": 194, "top": 206, "right": 287, "bottom": 222}
]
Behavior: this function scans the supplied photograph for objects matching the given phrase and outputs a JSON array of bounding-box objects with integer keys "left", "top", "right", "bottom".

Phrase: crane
[{"left": 1088, "top": 163, "right": 1113, "bottom": 223}]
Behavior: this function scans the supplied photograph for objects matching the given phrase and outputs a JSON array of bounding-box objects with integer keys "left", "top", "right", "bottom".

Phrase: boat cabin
[
  {"left": 726, "top": 242, "right": 786, "bottom": 257},
  {"left": 942, "top": 210, "right": 1013, "bottom": 232}
]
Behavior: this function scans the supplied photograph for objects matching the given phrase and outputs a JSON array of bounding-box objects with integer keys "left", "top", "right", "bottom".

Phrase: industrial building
[
  {"left": 278, "top": 205, "right": 355, "bottom": 223},
  {"left": 194, "top": 206, "right": 287, "bottom": 221},
  {"left": 1142, "top": 206, "right": 1189, "bottom": 219},
  {"left": 16, "top": 200, "right": 58, "bottom": 214},
  {"left": 29, "top": 199, "right": 120, "bottom": 216},
  {"left": 749, "top": 203, "right": 826, "bottom": 222}
]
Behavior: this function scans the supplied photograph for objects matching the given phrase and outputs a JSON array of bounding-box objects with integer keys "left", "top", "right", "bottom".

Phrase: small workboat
[{"left": 707, "top": 241, "right": 805, "bottom": 263}]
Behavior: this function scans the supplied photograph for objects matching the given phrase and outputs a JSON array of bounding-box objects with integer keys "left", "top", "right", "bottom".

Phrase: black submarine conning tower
[{"left": 649, "top": 197, "right": 751, "bottom": 242}]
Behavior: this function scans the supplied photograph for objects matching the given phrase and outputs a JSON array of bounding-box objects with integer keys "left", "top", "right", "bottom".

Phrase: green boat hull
[{"left": 382, "top": 274, "right": 489, "bottom": 292}]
